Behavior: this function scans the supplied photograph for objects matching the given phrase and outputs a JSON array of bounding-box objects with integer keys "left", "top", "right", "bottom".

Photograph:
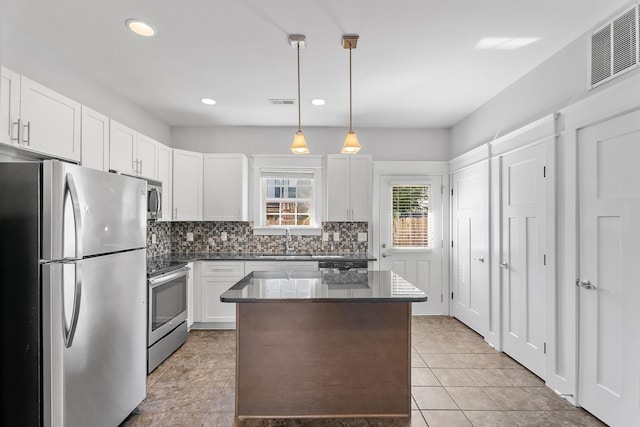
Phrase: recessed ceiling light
[
  {"left": 476, "top": 37, "right": 540, "bottom": 50},
  {"left": 200, "top": 97, "right": 217, "bottom": 105},
  {"left": 125, "top": 19, "right": 156, "bottom": 37},
  {"left": 311, "top": 98, "right": 326, "bottom": 106}
]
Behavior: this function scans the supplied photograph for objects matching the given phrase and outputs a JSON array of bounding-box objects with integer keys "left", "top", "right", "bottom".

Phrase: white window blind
[{"left": 391, "top": 185, "right": 431, "bottom": 248}]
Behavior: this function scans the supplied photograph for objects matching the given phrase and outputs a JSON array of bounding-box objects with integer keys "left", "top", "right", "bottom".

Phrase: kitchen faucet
[{"left": 285, "top": 228, "right": 293, "bottom": 253}]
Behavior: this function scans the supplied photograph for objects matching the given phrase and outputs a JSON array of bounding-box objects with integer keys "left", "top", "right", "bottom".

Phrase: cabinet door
[
  {"left": 202, "top": 278, "right": 237, "bottom": 323},
  {"left": 187, "top": 262, "right": 194, "bottom": 329},
  {"left": 349, "top": 156, "right": 372, "bottom": 221},
  {"left": 0, "top": 67, "right": 20, "bottom": 147},
  {"left": 203, "top": 154, "right": 248, "bottom": 221},
  {"left": 172, "top": 149, "right": 203, "bottom": 220},
  {"left": 136, "top": 133, "right": 158, "bottom": 179},
  {"left": 80, "top": 106, "right": 109, "bottom": 171},
  {"left": 156, "top": 143, "right": 173, "bottom": 221},
  {"left": 109, "top": 120, "right": 136, "bottom": 174},
  {"left": 326, "top": 155, "right": 350, "bottom": 221},
  {"left": 19, "top": 76, "right": 81, "bottom": 161}
]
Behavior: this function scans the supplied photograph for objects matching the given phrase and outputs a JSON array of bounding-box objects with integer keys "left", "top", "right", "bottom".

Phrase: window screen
[{"left": 391, "top": 185, "right": 431, "bottom": 248}]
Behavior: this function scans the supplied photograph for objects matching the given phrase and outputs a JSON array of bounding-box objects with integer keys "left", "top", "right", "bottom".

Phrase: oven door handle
[{"left": 149, "top": 266, "right": 190, "bottom": 287}]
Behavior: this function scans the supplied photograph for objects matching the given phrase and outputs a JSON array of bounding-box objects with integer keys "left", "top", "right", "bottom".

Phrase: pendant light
[
  {"left": 290, "top": 34, "right": 310, "bottom": 154},
  {"left": 341, "top": 34, "right": 361, "bottom": 154}
]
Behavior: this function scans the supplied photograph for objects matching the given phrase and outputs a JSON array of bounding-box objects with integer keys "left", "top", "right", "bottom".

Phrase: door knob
[
  {"left": 381, "top": 252, "right": 390, "bottom": 258},
  {"left": 500, "top": 262, "right": 509, "bottom": 270},
  {"left": 579, "top": 280, "right": 597, "bottom": 290},
  {"left": 478, "top": 257, "right": 485, "bottom": 263},
  {"left": 381, "top": 243, "right": 387, "bottom": 248}
]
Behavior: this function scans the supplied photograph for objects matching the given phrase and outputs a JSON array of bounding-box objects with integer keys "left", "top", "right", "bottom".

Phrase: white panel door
[
  {"left": 80, "top": 106, "right": 109, "bottom": 171},
  {"left": 500, "top": 143, "right": 546, "bottom": 379},
  {"left": 136, "top": 133, "right": 158, "bottom": 180},
  {"left": 0, "top": 67, "right": 21, "bottom": 147},
  {"left": 109, "top": 120, "right": 136, "bottom": 175},
  {"left": 172, "top": 149, "right": 203, "bottom": 221},
  {"left": 156, "top": 143, "right": 173, "bottom": 221},
  {"left": 379, "top": 175, "right": 443, "bottom": 314},
  {"left": 350, "top": 156, "right": 372, "bottom": 221},
  {"left": 451, "top": 161, "right": 489, "bottom": 336},
  {"left": 20, "top": 76, "right": 81, "bottom": 161},
  {"left": 578, "top": 110, "right": 640, "bottom": 427},
  {"left": 326, "top": 155, "right": 350, "bottom": 221}
]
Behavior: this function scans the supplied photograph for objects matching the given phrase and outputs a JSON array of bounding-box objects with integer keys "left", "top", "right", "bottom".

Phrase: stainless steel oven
[{"left": 147, "top": 265, "right": 189, "bottom": 373}]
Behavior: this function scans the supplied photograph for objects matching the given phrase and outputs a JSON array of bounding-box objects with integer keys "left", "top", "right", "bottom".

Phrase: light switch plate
[
  {"left": 358, "top": 232, "right": 367, "bottom": 242},
  {"left": 221, "top": 232, "right": 228, "bottom": 241},
  {"left": 186, "top": 232, "right": 194, "bottom": 242},
  {"left": 151, "top": 233, "right": 157, "bottom": 244},
  {"left": 333, "top": 232, "right": 340, "bottom": 241},
  {"left": 322, "top": 232, "right": 329, "bottom": 242}
]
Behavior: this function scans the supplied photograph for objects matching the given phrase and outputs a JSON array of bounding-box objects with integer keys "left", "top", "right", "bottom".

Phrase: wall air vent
[
  {"left": 269, "top": 99, "right": 296, "bottom": 105},
  {"left": 590, "top": 2, "right": 639, "bottom": 88}
]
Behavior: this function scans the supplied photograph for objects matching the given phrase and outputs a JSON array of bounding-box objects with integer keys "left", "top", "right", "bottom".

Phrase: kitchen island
[{"left": 220, "top": 270, "right": 427, "bottom": 420}]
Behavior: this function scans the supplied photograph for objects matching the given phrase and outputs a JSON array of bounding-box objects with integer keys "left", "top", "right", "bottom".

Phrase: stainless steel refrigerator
[{"left": 0, "top": 160, "right": 147, "bottom": 427}]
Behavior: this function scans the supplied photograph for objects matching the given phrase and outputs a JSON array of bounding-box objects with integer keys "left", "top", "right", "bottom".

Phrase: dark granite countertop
[
  {"left": 148, "top": 252, "right": 377, "bottom": 263},
  {"left": 220, "top": 270, "right": 428, "bottom": 303}
]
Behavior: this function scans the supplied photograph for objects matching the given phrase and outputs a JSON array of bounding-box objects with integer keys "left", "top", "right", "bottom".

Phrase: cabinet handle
[
  {"left": 23, "top": 121, "right": 31, "bottom": 145},
  {"left": 132, "top": 159, "right": 137, "bottom": 173},
  {"left": 139, "top": 159, "right": 143, "bottom": 175},
  {"left": 351, "top": 209, "right": 354, "bottom": 220},
  {"left": 174, "top": 207, "right": 178, "bottom": 220},
  {"left": 11, "top": 119, "right": 21, "bottom": 143}
]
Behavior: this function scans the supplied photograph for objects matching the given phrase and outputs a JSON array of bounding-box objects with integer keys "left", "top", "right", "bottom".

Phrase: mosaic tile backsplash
[{"left": 146, "top": 221, "right": 368, "bottom": 257}]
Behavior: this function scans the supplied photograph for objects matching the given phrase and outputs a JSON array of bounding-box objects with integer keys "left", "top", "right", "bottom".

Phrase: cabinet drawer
[
  {"left": 201, "top": 261, "right": 245, "bottom": 277},
  {"left": 281, "top": 261, "right": 318, "bottom": 271},
  {"left": 244, "top": 261, "right": 281, "bottom": 275}
]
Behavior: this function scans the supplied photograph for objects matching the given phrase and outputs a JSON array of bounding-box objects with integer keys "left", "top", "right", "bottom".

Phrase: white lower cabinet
[
  {"left": 186, "top": 262, "right": 194, "bottom": 329},
  {"left": 195, "top": 260, "right": 318, "bottom": 328},
  {"left": 198, "top": 261, "right": 245, "bottom": 328}
]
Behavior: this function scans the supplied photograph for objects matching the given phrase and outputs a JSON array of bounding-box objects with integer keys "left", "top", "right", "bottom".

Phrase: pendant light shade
[
  {"left": 341, "top": 35, "right": 361, "bottom": 154},
  {"left": 289, "top": 35, "right": 309, "bottom": 154}
]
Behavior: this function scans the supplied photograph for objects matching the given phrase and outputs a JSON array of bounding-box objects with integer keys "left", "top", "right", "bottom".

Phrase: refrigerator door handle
[
  {"left": 64, "top": 262, "right": 82, "bottom": 348},
  {"left": 65, "top": 173, "right": 83, "bottom": 260}
]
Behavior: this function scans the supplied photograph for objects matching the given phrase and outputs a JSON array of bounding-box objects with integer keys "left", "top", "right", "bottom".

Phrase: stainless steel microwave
[{"left": 147, "top": 180, "right": 162, "bottom": 220}]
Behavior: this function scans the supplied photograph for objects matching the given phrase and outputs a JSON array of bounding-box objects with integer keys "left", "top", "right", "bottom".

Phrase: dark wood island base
[
  {"left": 220, "top": 270, "right": 428, "bottom": 421},
  {"left": 235, "top": 302, "right": 412, "bottom": 419}
]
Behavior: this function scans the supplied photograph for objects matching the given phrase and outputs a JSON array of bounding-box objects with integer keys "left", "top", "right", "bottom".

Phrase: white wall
[
  {"left": 171, "top": 126, "right": 450, "bottom": 161},
  {"left": 451, "top": 34, "right": 640, "bottom": 158},
  {"left": 1, "top": 23, "right": 171, "bottom": 145}
]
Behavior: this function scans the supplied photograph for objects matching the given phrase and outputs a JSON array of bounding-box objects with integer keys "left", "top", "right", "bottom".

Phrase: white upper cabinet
[
  {"left": 80, "top": 106, "right": 109, "bottom": 171},
  {"left": 203, "top": 153, "right": 248, "bottom": 221},
  {"left": 0, "top": 67, "right": 21, "bottom": 148},
  {"left": 156, "top": 142, "right": 173, "bottom": 221},
  {"left": 109, "top": 119, "right": 158, "bottom": 180},
  {"left": 109, "top": 120, "right": 137, "bottom": 174},
  {"left": 326, "top": 154, "right": 372, "bottom": 221},
  {"left": 173, "top": 148, "right": 203, "bottom": 221},
  {"left": 0, "top": 69, "right": 81, "bottom": 161}
]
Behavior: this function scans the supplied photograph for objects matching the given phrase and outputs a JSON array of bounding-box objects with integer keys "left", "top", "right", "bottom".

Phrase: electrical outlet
[
  {"left": 221, "top": 232, "right": 228, "bottom": 241},
  {"left": 186, "top": 232, "right": 194, "bottom": 242},
  {"left": 358, "top": 232, "right": 367, "bottom": 242},
  {"left": 208, "top": 237, "right": 214, "bottom": 245},
  {"left": 151, "top": 233, "right": 157, "bottom": 244},
  {"left": 322, "top": 232, "right": 329, "bottom": 242},
  {"left": 333, "top": 232, "right": 340, "bottom": 241}
]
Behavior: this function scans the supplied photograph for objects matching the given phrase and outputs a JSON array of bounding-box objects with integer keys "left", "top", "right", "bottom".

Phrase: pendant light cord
[
  {"left": 349, "top": 45, "right": 353, "bottom": 132},
  {"left": 297, "top": 43, "right": 302, "bottom": 133}
]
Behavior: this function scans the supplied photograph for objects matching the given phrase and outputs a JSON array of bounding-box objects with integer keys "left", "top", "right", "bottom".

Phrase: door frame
[{"left": 372, "top": 161, "right": 450, "bottom": 314}]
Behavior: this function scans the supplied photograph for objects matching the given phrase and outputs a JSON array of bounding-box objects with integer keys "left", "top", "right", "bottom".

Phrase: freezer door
[
  {"left": 43, "top": 249, "right": 147, "bottom": 427},
  {"left": 43, "top": 160, "right": 146, "bottom": 260}
]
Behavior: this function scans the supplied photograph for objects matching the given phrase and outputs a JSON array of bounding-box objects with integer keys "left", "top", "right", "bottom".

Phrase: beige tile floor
[{"left": 121, "top": 316, "right": 607, "bottom": 427}]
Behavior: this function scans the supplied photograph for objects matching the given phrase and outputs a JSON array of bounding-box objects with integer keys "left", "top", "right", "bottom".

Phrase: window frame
[{"left": 252, "top": 155, "right": 323, "bottom": 236}]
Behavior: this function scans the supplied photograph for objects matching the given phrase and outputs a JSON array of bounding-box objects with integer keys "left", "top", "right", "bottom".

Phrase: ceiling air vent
[
  {"left": 269, "top": 99, "right": 296, "bottom": 105},
  {"left": 590, "top": 2, "right": 639, "bottom": 88}
]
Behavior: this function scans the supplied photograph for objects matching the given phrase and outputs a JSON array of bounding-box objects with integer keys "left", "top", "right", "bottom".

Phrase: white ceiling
[{"left": 3, "top": 0, "right": 633, "bottom": 128}]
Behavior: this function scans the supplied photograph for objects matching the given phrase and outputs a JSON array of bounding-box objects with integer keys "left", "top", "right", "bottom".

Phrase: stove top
[{"left": 147, "top": 258, "right": 188, "bottom": 278}]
